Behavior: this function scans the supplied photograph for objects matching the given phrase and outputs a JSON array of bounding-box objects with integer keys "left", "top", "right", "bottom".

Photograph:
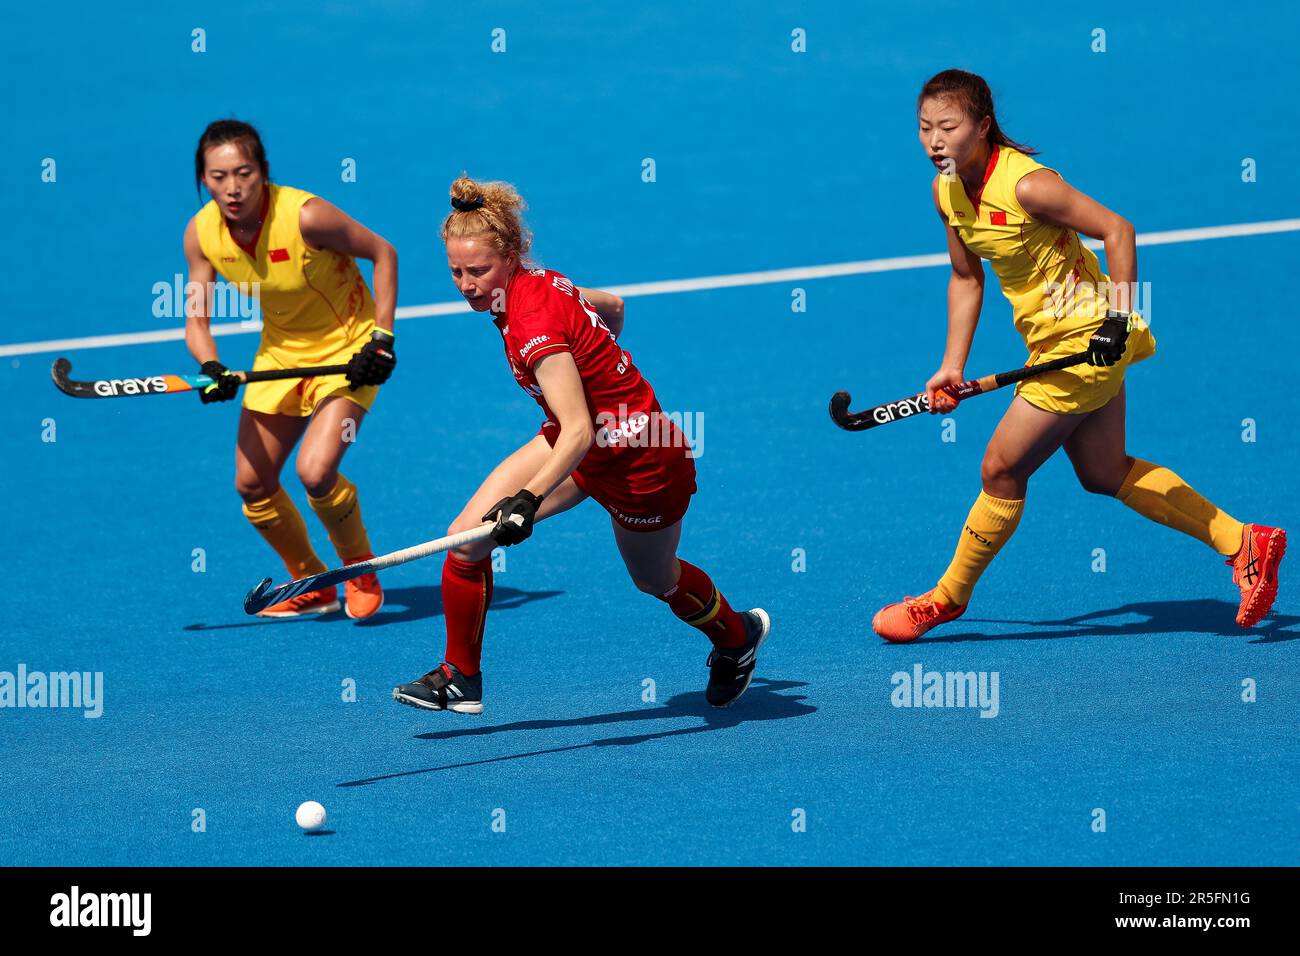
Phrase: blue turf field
[{"left": 1, "top": 2, "right": 1297, "bottom": 866}]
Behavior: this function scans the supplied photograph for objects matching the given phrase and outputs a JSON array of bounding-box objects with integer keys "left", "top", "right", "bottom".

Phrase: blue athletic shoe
[
  {"left": 392, "top": 663, "right": 483, "bottom": 714},
  {"left": 705, "top": 608, "right": 771, "bottom": 708}
]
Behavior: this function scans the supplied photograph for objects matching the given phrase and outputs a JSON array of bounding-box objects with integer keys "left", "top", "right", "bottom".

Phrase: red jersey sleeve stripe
[{"left": 523, "top": 342, "right": 572, "bottom": 368}]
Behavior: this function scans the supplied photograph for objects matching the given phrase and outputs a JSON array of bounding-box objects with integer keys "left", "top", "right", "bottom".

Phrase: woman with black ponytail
[
  {"left": 871, "top": 69, "right": 1283, "bottom": 642},
  {"left": 183, "top": 119, "right": 399, "bottom": 620}
]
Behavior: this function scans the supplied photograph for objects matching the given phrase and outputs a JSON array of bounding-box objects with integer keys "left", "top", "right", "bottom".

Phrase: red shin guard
[{"left": 442, "top": 554, "right": 493, "bottom": 676}]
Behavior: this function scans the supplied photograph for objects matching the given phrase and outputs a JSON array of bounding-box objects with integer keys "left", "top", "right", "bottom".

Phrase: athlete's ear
[{"left": 978, "top": 114, "right": 992, "bottom": 142}]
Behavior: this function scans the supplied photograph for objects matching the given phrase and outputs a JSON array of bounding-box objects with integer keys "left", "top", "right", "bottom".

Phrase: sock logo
[{"left": 964, "top": 525, "right": 992, "bottom": 546}]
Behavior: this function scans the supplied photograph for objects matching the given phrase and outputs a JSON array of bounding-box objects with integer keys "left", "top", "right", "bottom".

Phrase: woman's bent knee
[
  {"left": 296, "top": 460, "right": 338, "bottom": 498},
  {"left": 236, "top": 475, "right": 276, "bottom": 503}
]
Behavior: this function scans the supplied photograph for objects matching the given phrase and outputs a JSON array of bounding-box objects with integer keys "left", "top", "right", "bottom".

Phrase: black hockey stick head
[
  {"left": 829, "top": 390, "right": 872, "bottom": 431},
  {"left": 51, "top": 358, "right": 94, "bottom": 398},
  {"left": 244, "top": 577, "right": 275, "bottom": 615}
]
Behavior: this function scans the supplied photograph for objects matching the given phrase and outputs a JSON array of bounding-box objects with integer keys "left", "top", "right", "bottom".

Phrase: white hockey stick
[{"left": 243, "top": 521, "right": 507, "bottom": 614}]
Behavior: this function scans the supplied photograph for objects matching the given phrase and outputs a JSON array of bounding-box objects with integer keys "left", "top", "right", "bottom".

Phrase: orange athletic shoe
[
  {"left": 343, "top": 554, "right": 384, "bottom": 620},
  {"left": 256, "top": 585, "right": 341, "bottom": 619},
  {"left": 872, "top": 589, "right": 966, "bottom": 643},
  {"left": 1227, "top": 524, "right": 1286, "bottom": 628}
]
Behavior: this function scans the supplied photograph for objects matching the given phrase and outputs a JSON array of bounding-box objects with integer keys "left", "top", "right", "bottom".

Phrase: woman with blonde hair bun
[{"left": 393, "top": 176, "right": 771, "bottom": 714}]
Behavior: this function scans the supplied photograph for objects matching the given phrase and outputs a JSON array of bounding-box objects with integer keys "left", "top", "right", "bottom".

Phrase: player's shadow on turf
[
  {"left": 352, "top": 585, "right": 563, "bottom": 628},
  {"left": 917, "top": 598, "right": 1299, "bottom": 645},
  {"left": 181, "top": 585, "right": 562, "bottom": 632},
  {"left": 336, "top": 678, "right": 813, "bottom": 788}
]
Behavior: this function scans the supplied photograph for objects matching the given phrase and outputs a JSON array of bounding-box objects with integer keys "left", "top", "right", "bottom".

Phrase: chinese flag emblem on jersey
[
  {"left": 269, "top": 248, "right": 290, "bottom": 262},
  {"left": 989, "top": 211, "right": 1007, "bottom": 226}
]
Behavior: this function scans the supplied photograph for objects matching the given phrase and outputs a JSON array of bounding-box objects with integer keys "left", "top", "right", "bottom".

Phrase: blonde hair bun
[{"left": 442, "top": 175, "right": 532, "bottom": 260}]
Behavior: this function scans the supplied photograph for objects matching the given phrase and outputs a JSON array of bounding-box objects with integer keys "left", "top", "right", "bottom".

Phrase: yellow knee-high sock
[
  {"left": 308, "top": 474, "right": 373, "bottom": 559},
  {"left": 935, "top": 491, "right": 1025, "bottom": 607},
  {"left": 242, "top": 486, "right": 329, "bottom": 579},
  {"left": 1116, "top": 458, "right": 1245, "bottom": 556}
]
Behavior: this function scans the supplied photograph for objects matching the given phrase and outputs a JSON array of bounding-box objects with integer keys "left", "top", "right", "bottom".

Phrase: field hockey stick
[
  {"left": 50, "top": 357, "right": 352, "bottom": 399},
  {"left": 243, "top": 522, "right": 509, "bottom": 615},
  {"left": 829, "top": 350, "right": 1091, "bottom": 431}
]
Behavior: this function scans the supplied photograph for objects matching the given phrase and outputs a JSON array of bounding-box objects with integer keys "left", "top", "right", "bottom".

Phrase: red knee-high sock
[
  {"left": 442, "top": 554, "right": 493, "bottom": 676},
  {"left": 657, "top": 560, "right": 748, "bottom": 649}
]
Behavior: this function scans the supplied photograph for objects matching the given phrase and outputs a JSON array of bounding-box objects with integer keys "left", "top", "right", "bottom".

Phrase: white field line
[{"left": 3, "top": 217, "right": 1296, "bottom": 359}]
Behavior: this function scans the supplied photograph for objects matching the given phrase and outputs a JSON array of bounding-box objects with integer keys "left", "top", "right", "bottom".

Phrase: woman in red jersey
[{"left": 393, "top": 177, "right": 770, "bottom": 713}]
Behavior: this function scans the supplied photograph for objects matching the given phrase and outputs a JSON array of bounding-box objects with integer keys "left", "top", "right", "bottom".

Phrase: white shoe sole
[
  {"left": 391, "top": 688, "right": 483, "bottom": 715},
  {"left": 256, "top": 600, "right": 342, "bottom": 619}
]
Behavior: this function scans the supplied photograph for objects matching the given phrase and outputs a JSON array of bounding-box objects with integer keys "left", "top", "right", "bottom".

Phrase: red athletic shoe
[
  {"left": 256, "top": 586, "right": 341, "bottom": 619},
  {"left": 1227, "top": 524, "right": 1286, "bottom": 627},
  {"left": 343, "top": 554, "right": 384, "bottom": 620},
  {"left": 872, "top": 589, "right": 966, "bottom": 643}
]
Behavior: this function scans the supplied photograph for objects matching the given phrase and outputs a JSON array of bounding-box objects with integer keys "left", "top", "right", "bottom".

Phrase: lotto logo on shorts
[
  {"left": 597, "top": 411, "right": 651, "bottom": 446},
  {"left": 595, "top": 406, "right": 705, "bottom": 458}
]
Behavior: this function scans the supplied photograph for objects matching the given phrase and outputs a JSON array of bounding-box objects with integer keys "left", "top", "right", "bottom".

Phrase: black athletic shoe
[
  {"left": 705, "top": 608, "right": 771, "bottom": 708},
  {"left": 392, "top": 663, "right": 483, "bottom": 714}
]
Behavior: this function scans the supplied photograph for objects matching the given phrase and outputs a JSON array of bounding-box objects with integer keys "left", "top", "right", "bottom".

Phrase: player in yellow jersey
[
  {"left": 872, "top": 70, "right": 1285, "bottom": 642},
  {"left": 183, "top": 120, "right": 398, "bottom": 620}
]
